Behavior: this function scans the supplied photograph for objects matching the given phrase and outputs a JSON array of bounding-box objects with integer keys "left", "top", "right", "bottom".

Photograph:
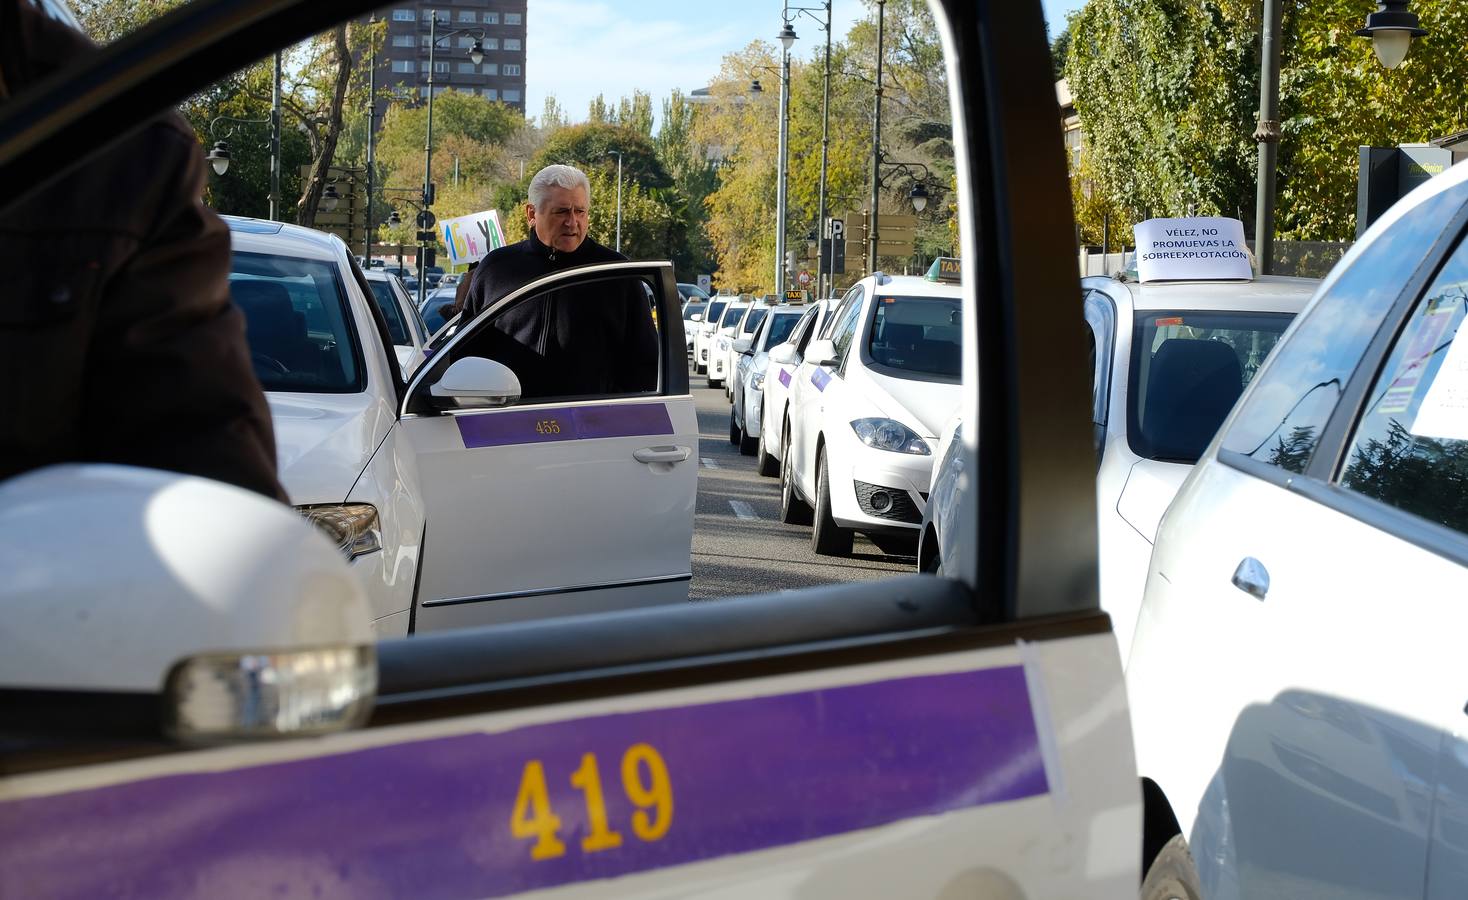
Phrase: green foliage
[
  {"left": 72, "top": 0, "right": 184, "bottom": 42},
  {"left": 531, "top": 123, "right": 670, "bottom": 189}
]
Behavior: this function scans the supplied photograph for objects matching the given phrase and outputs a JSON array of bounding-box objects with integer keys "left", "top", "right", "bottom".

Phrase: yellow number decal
[
  {"left": 569, "top": 753, "right": 624, "bottom": 852},
  {"left": 621, "top": 743, "right": 673, "bottom": 841},
  {"left": 510, "top": 760, "right": 567, "bottom": 860},
  {"left": 535, "top": 420, "right": 562, "bottom": 435}
]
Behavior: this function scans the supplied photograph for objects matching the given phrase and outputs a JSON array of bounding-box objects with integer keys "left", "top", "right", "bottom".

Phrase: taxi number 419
[{"left": 512, "top": 743, "right": 673, "bottom": 860}]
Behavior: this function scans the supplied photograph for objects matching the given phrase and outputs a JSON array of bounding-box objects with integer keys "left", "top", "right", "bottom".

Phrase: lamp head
[
  {"left": 205, "top": 140, "right": 231, "bottom": 176},
  {"left": 1354, "top": 0, "right": 1427, "bottom": 69},
  {"left": 321, "top": 183, "right": 341, "bottom": 213},
  {"left": 778, "top": 23, "right": 797, "bottom": 51},
  {"left": 469, "top": 40, "right": 485, "bottom": 66},
  {"left": 750, "top": 79, "right": 763, "bottom": 94},
  {"left": 909, "top": 183, "right": 930, "bottom": 213}
]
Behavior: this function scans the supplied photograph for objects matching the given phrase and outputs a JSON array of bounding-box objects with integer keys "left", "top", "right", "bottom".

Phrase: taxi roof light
[{"left": 925, "top": 257, "right": 963, "bottom": 284}]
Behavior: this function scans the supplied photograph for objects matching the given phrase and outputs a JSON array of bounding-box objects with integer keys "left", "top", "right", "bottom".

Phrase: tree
[
  {"left": 1050, "top": 21, "right": 1072, "bottom": 82},
  {"left": 530, "top": 123, "right": 670, "bottom": 189},
  {"left": 72, "top": 0, "right": 183, "bottom": 42}
]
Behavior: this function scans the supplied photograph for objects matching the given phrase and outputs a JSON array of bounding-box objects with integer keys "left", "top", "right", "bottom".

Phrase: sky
[{"left": 526, "top": 0, "right": 1087, "bottom": 130}]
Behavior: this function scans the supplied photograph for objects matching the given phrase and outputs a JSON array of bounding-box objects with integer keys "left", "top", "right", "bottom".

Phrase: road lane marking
[
  {"left": 701, "top": 457, "right": 720, "bottom": 469},
  {"left": 729, "top": 500, "right": 758, "bottom": 521}
]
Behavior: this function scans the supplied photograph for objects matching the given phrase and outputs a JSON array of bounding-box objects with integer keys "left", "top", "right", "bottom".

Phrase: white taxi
[
  {"left": 730, "top": 304, "right": 806, "bottom": 457},
  {"left": 228, "top": 217, "right": 697, "bottom": 636},
  {"left": 705, "top": 300, "right": 748, "bottom": 388},
  {"left": 692, "top": 295, "right": 731, "bottom": 374},
  {"left": 717, "top": 300, "right": 771, "bottom": 399},
  {"left": 1128, "top": 156, "right": 1468, "bottom": 897},
  {"left": 757, "top": 297, "right": 837, "bottom": 477},
  {"left": 363, "top": 267, "right": 429, "bottom": 375},
  {"left": 782, "top": 266, "right": 963, "bottom": 555}
]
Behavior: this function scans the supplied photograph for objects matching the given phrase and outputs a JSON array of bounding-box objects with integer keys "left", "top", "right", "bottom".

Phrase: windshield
[
  {"left": 684, "top": 302, "right": 707, "bottom": 320},
  {"left": 230, "top": 251, "right": 362, "bottom": 393},
  {"left": 721, "top": 304, "right": 748, "bottom": 327},
  {"left": 704, "top": 300, "right": 728, "bottom": 328},
  {"left": 366, "top": 279, "right": 411, "bottom": 345},
  {"left": 766, "top": 312, "right": 801, "bottom": 348},
  {"left": 1128, "top": 309, "right": 1294, "bottom": 463},
  {"left": 743, "top": 308, "right": 768, "bottom": 335},
  {"left": 866, "top": 296, "right": 963, "bottom": 378}
]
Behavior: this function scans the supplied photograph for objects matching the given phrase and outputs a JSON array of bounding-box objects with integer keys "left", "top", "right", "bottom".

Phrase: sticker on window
[
  {"left": 1378, "top": 294, "right": 1461, "bottom": 415},
  {"left": 1409, "top": 314, "right": 1468, "bottom": 439}
]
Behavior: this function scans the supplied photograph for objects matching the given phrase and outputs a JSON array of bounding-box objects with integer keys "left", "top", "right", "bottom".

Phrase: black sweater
[{"left": 459, "top": 232, "right": 659, "bottom": 400}]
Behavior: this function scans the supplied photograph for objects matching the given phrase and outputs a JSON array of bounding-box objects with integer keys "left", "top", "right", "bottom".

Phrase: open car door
[
  {"left": 0, "top": 0, "right": 1140, "bottom": 897},
  {"left": 399, "top": 261, "right": 697, "bottom": 630}
]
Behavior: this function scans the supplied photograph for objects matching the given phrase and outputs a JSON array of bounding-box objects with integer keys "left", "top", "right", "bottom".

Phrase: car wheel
[
  {"left": 811, "top": 446, "right": 854, "bottom": 556},
  {"left": 779, "top": 425, "right": 813, "bottom": 526},
  {"left": 1141, "top": 836, "right": 1203, "bottom": 900},
  {"left": 729, "top": 407, "right": 741, "bottom": 446},
  {"left": 738, "top": 417, "right": 757, "bottom": 456},
  {"left": 756, "top": 412, "right": 779, "bottom": 477},
  {"left": 708, "top": 374, "right": 722, "bottom": 389}
]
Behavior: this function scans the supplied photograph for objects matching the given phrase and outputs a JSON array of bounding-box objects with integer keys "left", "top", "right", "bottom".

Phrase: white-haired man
[{"left": 460, "top": 163, "right": 657, "bottom": 398}]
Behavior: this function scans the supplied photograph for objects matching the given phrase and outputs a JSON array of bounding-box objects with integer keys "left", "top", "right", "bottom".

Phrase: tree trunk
[{"left": 297, "top": 24, "right": 352, "bottom": 228}]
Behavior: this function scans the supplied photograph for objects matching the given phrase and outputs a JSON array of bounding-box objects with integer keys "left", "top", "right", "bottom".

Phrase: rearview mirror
[
  {"left": 430, "top": 357, "right": 522, "bottom": 409},
  {"left": 690, "top": 313, "right": 703, "bottom": 322},
  {"left": 806, "top": 339, "right": 839, "bottom": 367},
  {"left": 0, "top": 465, "right": 376, "bottom": 744},
  {"left": 768, "top": 343, "right": 798, "bottom": 365}
]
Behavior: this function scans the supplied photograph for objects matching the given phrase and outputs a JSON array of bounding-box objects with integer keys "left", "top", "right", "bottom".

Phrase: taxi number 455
[
  {"left": 534, "top": 419, "right": 562, "bottom": 435},
  {"left": 512, "top": 743, "right": 673, "bottom": 860}
]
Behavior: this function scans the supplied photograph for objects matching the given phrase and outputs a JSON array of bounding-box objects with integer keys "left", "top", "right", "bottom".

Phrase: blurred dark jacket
[{"left": 0, "top": 0, "right": 285, "bottom": 500}]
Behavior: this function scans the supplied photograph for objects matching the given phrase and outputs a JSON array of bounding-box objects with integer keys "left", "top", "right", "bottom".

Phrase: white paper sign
[
  {"left": 1410, "top": 325, "right": 1468, "bottom": 440},
  {"left": 1132, "top": 217, "right": 1252, "bottom": 283},
  {"left": 439, "top": 209, "right": 508, "bottom": 266}
]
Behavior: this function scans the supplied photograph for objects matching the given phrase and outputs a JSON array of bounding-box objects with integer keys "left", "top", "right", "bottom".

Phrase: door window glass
[
  {"left": 1340, "top": 235, "right": 1468, "bottom": 534},
  {"left": 366, "top": 279, "right": 411, "bottom": 345},
  {"left": 1129, "top": 310, "right": 1294, "bottom": 463},
  {"left": 1220, "top": 187, "right": 1467, "bottom": 472},
  {"left": 830, "top": 294, "right": 865, "bottom": 362},
  {"left": 867, "top": 295, "right": 962, "bottom": 378},
  {"left": 1083, "top": 291, "right": 1114, "bottom": 425},
  {"left": 451, "top": 272, "right": 661, "bottom": 402}
]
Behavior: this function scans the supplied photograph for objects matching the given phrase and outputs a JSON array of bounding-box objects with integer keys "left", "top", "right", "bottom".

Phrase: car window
[
  {"left": 821, "top": 290, "right": 861, "bottom": 340},
  {"left": 721, "top": 304, "right": 748, "bottom": 327},
  {"left": 704, "top": 300, "right": 728, "bottom": 328},
  {"left": 742, "top": 308, "right": 768, "bottom": 336},
  {"left": 450, "top": 272, "right": 661, "bottom": 402},
  {"left": 366, "top": 279, "right": 411, "bottom": 345},
  {"left": 829, "top": 294, "right": 865, "bottom": 364},
  {"left": 1084, "top": 291, "right": 1115, "bottom": 426},
  {"left": 1339, "top": 234, "right": 1468, "bottom": 534},
  {"left": 765, "top": 312, "right": 801, "bottom": 349},
  {"left": 1220, "top": 186, "right": 1468, "bottom": 473},
  {"left": 866, "top": 295, "right": 962, "bottom": 378},
  {"left": 230, "top": 251, "right": 363, "bottom": 393},
  {"left": 684, "top": 302, "right": 707, "bottom": 321},
  {"left": 1128, "top": 310, "right": 1292, "bottom": 463}
]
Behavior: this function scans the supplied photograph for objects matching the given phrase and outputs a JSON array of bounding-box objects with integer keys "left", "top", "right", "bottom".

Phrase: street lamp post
[
  {"left": 364, "top": 15, "right": 377, "bottom": 262},
  {"left": 1252, "top": 0, "right": 1283, "bottom": 276},
  {"left": 419, "top": 15, "right": 486, "bottom": 307},
  {"left": 784, "top": 1, "right": 832, "bottom": 297},
  {"left": 868, "top": 0, "right": 886, "bottom": 273},
  {"left": 607, "top": 150, "right": 624, "bottom": 253},
  {"left": 774, "top": 19, "right": 796, "bottom": 297}
]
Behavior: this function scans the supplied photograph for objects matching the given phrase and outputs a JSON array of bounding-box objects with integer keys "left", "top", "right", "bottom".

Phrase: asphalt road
[{"left": 688, "top": 371, "right": 917, "bottom": 599}]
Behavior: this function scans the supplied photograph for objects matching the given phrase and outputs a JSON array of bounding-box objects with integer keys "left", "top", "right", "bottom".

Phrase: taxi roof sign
[
  {"left": 784, "top": 289, "right": 807, "bottom": 303},
  {"left": 925, "top": 257, "right": 962, "bottom": 284},
  {"left": 1132, "top": 217, "right": 1252, "bottom": 283}
]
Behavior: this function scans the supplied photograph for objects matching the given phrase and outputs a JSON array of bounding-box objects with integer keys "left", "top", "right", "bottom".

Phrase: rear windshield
[
  {"left": 743, "top": 308, "right": 768, "bottom": 335},
  {"left": 230, "top": 251, "right": 362, "bottom": 393},
  {"left": 1128, "top": 310, "right": 1294, "bottom": 463},
  {"left": 419, "top": 291, "right": 459, "bottom": 337},
  {"left": 684, "top": 302, "right": 707, "bottom": 320},
  {"left": 766, "top": 312, "right": 801, "bottom": 347},
  {"left": 366, "top": 279, "right": 411, "bottom": 345},
  {"left": 867, "top": 295, "right": 962, "bottom": 378}
]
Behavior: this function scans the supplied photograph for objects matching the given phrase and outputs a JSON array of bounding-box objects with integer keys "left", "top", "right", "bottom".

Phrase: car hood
[
  {"left": 1116, "top": 457, "right": 1193, "bottom": 544},
  {"left": 267, "top": 392, "right": 392, "bottom": 505},
  {"left": 858, "top": 368, "right": 963, "bottom": 438}
]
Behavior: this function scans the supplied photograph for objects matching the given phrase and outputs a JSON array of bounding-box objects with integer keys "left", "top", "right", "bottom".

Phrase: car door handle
[
  {"left": 1231, "top": 557, "right": 1270, "bottom": 601},
  {"left": 634, "top": 446, "right": 692, "bottom": 464}
]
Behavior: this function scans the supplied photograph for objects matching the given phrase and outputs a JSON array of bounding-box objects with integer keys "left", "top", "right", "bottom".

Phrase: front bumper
[{"left": 829, "top": 441, "right": 935, "bottom": 533}]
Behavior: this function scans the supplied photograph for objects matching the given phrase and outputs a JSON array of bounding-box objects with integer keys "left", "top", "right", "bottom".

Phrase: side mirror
[
  {"left": 768, "top": 343, "right": 798, "bottom": 365},
  {"left": 733, "top": 338, "right": 753, "bottom": 355},
  {"left": 690, "top": 313, "right": 703, "bottom": 322},
  {"left": 806, "top": 338, "right": 839, "bottom": 367},
  {"left": 0, "top": 465, "right": 376, "bottom": 743},
  {"left": 430, "top": 357, "right": 522, "bottom": 409}
]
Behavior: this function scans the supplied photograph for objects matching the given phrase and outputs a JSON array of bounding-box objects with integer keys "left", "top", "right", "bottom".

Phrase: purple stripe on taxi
[
  {"left": 778, "top": 367, "right": 792, "bottom": 387},
  {"left": 0, "top": 667, "right": 1044, "bottom": 900},
  {"left": 455, "top": 402, "right": 673, "bottom": 448},
  {"left": 811, "top": 366, "right": 832, "bottom": 392}
]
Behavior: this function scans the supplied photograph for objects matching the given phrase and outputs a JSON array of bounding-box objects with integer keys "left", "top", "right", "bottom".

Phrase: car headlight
[
  {"left": 850, "top": 418, "right": 931, "bottom": 455},
  {"left": 296, "top": 504, "right": 382, "bottom": 558}
]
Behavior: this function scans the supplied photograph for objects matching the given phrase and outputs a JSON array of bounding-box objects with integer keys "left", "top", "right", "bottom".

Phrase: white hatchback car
[
  {"left": 227, "top": 217, "right": 697, "bottom": 636},
  {"left": 1128, "top": 163, "right": 1468, "bottom": 898},
  {"left": 729, "top": 305, "right": 806, "bottom": 458},
  {"left": 692, "top": 295, "right": 731, "bottom": 374},
  {"left": 757, "top": 298, "right": 837, "bottom": 477},
  {"left": 705, "top": 301, "right": 747, "bottom": 388},
  {"left": 781, "top": 271, "right": 962, "bottom": 555}
]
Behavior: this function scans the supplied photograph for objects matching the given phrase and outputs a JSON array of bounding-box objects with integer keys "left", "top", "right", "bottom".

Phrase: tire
[
  {"left": 738, "top": 417, "right": 757, "bottom": 456},
  {"left": 811, "top": 446, "right": 854, "bottom": 556},
  {"left": 1141, "top": 836, "right": 1203, "bottom": 900},
  {"left": 779, "top": 424, "right": 813, "bottom": 525},
  {"left": 756, "top": 410, "right": 779, "bottom": 477},
  {"left": 707, "top": 376, "right": 721, "bottom": 389},
  {"left": 729, "top": 407, "right": 741, "bottom": 445}
]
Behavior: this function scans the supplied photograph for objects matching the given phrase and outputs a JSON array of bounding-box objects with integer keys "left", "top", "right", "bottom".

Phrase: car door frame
[{"left": 0, "top": 4, "right": 1125, "bottom": 892}]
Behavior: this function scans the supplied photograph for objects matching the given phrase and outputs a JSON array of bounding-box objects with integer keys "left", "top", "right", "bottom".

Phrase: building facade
[{"left": 373, "top": 1, "right": 528, "bottom": 119}]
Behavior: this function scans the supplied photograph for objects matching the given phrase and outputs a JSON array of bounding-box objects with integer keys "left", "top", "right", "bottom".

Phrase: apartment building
[{"left": 373, "top": 1, "right": 528, "bottom": 119}]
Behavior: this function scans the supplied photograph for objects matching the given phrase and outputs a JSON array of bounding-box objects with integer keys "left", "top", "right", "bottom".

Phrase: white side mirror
[
  {"left": 430, "top": 357, "right": 522, "bottom": 409},
  {"left": 690, "top": 313, "right": 703, "bottom": 322},
  {"left": 806, "top": 338, "right": 840, "bottom": 367},
  {"left": 768, "top": 343, "right": 798, "bottom": 365},
  {"left": 0, "top": 465, "right": 376, "bottom": 743},
  {"left": 733, "top": 338, "right": 754, "bottom": 354}
]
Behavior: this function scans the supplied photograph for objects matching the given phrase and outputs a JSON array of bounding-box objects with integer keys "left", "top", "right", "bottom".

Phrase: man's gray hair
[{"left": 528, "top": 164, "right": 591, "bottom": 210}]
